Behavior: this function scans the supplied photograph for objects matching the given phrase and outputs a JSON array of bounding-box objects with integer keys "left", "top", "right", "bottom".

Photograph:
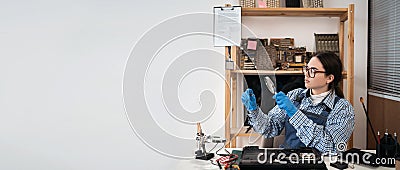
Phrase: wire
[
  {"left": 228, "top": 46, "right": 231, "bottom": 59},
  {"left": 216, "top": 154, "right": 239, "bottom": 169},
  {"left": 216, "top": 144, "right": 230, "bottom": 156},
  {"left": 208, "top": 142, "right": 219, "bottom": 152}
]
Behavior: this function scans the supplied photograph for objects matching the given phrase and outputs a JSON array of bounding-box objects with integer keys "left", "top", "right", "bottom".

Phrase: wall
[
  {"left": 367, "top": 95, "right": 400, "bottom": 149},
  {"left": 0, "top": 0, "right": 366, "bottom": 169},
  {"left": 324, "top": 0, "right": 368, "bottom": 150}
]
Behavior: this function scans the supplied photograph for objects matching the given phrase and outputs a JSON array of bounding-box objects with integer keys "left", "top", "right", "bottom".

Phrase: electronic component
[{"left": 195, "top": 123, "right": 214, "bottom": 160}]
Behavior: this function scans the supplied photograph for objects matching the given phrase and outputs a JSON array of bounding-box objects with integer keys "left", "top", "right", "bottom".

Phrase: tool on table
[{"left": 195, "top": 123, "right": 218, "bottom": 160}]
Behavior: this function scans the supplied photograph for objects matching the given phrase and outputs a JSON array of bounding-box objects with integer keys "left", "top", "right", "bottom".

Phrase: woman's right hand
[{"left": 241, "top": 88, "right": 257, "bottom": 111}]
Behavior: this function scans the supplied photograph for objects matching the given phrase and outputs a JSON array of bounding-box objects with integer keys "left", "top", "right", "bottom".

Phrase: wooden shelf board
[
  {"left": 290, "top": 63, "right": 306, "bottom": 67},
  {"left": 231, "top": 70, "right": 302, "bottom": 75},
  {"left": 231, "top": 70, "right": 348, "bottom": 77},
  {"left": 230, "top": 127, "right": 261, "bottom": 137},
  {"left": 242, "top": 8, "right": 348, "bottom": 18}
]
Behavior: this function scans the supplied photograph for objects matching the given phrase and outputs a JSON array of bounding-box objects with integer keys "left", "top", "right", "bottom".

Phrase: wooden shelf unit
[{"left": 225, "top": 4, "right": 355, "bottom": 148}]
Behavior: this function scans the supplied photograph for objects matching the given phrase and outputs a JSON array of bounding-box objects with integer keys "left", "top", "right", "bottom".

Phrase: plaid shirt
[{"left": 248, "top": 88, "right": 355, "bottom": 153}]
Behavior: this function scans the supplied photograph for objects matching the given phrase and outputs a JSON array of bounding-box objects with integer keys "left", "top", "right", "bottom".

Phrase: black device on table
[
  {"left": 340, "top": 97, "right": 398, "bottom": 168},
  {"left": 239, "top": 146, "right": 327, "bottom": 170},
  {"left": 330, "top": 161, "right": 348, "bottom": 169}
]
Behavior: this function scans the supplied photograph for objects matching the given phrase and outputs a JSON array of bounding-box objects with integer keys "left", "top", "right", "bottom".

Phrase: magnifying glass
[{"left": 264, "top": 76, "right": 276, "bottom": 95}]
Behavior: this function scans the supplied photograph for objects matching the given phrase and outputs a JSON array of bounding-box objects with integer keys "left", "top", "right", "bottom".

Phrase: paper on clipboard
[{"left": 213, "top": 6, "right": 241, "bottom": 47}]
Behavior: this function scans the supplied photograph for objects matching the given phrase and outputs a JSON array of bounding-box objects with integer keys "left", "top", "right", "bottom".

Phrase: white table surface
[{"left": 177, "top": 148, "right": 395, "bottom": 170}]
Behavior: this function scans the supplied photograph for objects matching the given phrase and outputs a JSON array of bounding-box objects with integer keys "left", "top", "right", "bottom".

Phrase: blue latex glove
[
  {"left": 273, "top": 92, "right": 297, "bottom": 117},
  {"left": 241, "top": 88, "right": 257, "bottom": 111}
]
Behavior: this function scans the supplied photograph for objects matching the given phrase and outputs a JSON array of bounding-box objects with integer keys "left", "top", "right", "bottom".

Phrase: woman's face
[{"left": 304, "top": 57, "right": 334, "bottom": 94}]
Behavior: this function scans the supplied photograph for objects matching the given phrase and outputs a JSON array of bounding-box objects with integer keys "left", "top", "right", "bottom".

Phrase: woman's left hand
[{"left": 273, "top": 92, "right": 297, "bottom": 117}]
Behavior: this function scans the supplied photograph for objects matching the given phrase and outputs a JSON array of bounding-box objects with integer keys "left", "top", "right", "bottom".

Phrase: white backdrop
[{"left": 0, "top": 0, "right": 367, "bottom": 169}]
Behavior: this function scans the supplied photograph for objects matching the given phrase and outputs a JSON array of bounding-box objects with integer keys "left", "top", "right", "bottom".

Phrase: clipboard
[{"left": 213, "top": 6, "right": 242, "bottom": 47}]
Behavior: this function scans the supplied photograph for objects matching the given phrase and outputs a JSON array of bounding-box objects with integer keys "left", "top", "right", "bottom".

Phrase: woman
[{"left": 241, "top": 52, "right": 354, "bottom": 153}]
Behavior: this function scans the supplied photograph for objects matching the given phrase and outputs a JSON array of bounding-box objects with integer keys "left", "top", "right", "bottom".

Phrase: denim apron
[{"left": 282, "top": 92, "right": 340, "bottom": 149}]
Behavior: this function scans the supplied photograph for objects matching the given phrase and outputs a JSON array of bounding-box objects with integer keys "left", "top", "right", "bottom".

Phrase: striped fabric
[{"left": 248, "top": 88, "right": 355, "bottom": 153}]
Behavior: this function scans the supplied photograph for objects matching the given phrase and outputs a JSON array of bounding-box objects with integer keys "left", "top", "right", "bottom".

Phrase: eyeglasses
[{"left": 302, "top": 66, "right": 326, "bottom": 78}]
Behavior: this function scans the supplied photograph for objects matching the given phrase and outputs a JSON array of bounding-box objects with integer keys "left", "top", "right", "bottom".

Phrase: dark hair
[{"left": 313, "top": 52, "right": 344, "bottom": 98}]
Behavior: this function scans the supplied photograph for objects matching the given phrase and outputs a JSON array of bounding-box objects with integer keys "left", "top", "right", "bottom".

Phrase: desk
[{"left": 177, "top": 149, "right": 395, "bottom": 170}]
